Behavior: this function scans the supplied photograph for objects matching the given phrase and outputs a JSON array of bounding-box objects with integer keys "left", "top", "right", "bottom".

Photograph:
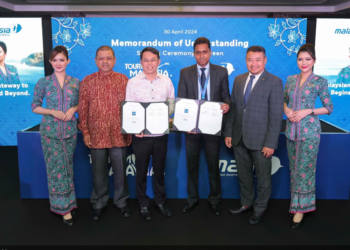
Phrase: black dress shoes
[
  {"left": 155, "top": 204, "right": 173, "bottom": 217},
  {"left": 119, "top": 206, "right": 131, "bottom": 218},
  {"left": 63, "top": 217, "right": 73, "bottom": 226},
  {"left": 229, "top": 205, "right": 253, "bottom": 215},
  {"left": 248, "top": 212, "right": 264, "bottom": 225},
  {"left": 209, "top": 204, "right": 221, "bottom": 216},
  {"left": 182, "top": 202, "right": 198, "bottom": 213},
  {"left": 291, "top": 219, "right": 304, "bottom": 229},
  {"left": 140, "top": 206, "right": 152, "bottom": 221},
  {"left": 91, "top": 209, "right": 103, "bottom": 221},
  {"left": 291, "top": 214, "right": 305, "bottom": 229}
]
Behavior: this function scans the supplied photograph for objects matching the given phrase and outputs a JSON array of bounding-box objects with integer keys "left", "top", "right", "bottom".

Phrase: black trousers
[
  {"left": 233, "top": 138, "right": 272, "bottom": 213},
  {"left": 132, "top": 135, "right": 168, "bottom": 207},
  {"left": 184, "top": 133, "right": 222, "bottom": 205},
  {"left": 90, "top": 147, "right": 129, "bottom": 210}
]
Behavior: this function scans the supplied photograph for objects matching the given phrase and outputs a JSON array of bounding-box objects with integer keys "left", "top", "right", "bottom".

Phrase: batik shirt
[
  {"left": 31, "top": 74, "right": 80, "bottom": 139},
  {"left": 284, "top": 73, "right": 333, "bottom": 142},
  {"left": 78, "top": 71, "right": 129, "bottom": 149},
  {"left": 0, "top": 64, "right": 20, "bottom": 84}
]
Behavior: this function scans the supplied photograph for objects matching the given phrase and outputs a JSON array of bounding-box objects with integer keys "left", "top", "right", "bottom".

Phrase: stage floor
[{"left": 1, "top": 146, "right": 350, "bottom": 246}]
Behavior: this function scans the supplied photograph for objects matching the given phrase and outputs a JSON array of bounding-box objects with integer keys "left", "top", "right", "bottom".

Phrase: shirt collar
[
  {"left": 98, "top": 70, "right": 115, "bottom": 78},
  {"left": 197, "top": 63, "right": 210, "bottom": 72},
  {"left": 248, "top": 70, "right": 264, "bottom": 79},
  {"left": 139, "top": 71, "right": 162, "bottom": 80}
]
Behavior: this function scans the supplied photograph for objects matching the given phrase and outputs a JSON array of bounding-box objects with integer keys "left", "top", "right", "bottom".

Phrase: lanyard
[{"left": 197, "top": 68, "right": 210, "bottom": 100}]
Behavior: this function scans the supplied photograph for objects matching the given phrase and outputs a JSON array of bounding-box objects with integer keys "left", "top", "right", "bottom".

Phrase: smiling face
[
  {"left": 95, "top": 49, "right": 116, "bottom": 74},
  {"left": 140, "top": 51, "right": 160, "bottom": 77},
  {"left": 297, "top": 51, "right": 315, "bottom": 75},
  {"left": 49, "top": 52, "right": 70, "bottom": 74},
  {"left": 0, "top": 46, "right": 6, "bottom": 64},
  {"left": 194, "top": 43, "right": 212, "bottom": 67},
  {"left": 246, "top": 51, "right": 267, "bottom": 75}
]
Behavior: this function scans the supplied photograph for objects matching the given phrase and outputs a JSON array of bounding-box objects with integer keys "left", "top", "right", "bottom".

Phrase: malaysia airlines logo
[
  {"left": 220, "top": 156, "right": 283, "bottom": 177},
  {"left": 271, "top": 156, "right": 283, "bottom": 175},
  {"left": 335, "top": 28, "right": 350, "bottom": 34},
  {"left": 0, "top": 24, "right": 22, "bottom": 35},
  {"left": 12, "top": 24, "right": 22, "bottom": 33},
  {"left": 221, "top": 63, "right": 235, "bottom": 75}
]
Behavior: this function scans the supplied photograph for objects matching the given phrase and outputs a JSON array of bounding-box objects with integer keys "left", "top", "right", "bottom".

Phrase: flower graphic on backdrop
[
  {"left": 268, "top": 24, "right": 281, "bottom": 40},
  {"left": 288, "top": 30, "right": 299, "bottom": 44},
  {"left": 268, "top": 18, "right": 306, "bottom": 56},
  {"left": 59, "top": 30, "right": 71, "bottom": 43},
  {"left": 79, "top": 23, "right": 91, "bottom": 39},
  {"left": 52, "top": 17, "right": 92, "bottom": 55}
]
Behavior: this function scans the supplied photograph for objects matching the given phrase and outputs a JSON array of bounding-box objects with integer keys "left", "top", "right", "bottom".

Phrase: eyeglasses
[
  {"left": 194, "top": 50, "right": 209, "bottom": 56},
  {"left": 142, "top": 58, "right": 158, "bottom": 63}
]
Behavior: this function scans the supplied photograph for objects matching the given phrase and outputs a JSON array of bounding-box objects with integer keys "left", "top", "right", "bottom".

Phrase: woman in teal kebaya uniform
[
  {"left": 284, "top": 43, "right": 333, "bottom": 229},
  {"left": 31, "top": 46, "right": 80, "bottom": 226}
]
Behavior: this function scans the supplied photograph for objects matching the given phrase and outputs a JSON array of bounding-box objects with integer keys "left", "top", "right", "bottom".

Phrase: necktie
[
  {"left": 200, "top": 68, "right": 208, "bottom": 100},
  {"left": 243, "top": 75, "right": 255, "bottom": 105}
]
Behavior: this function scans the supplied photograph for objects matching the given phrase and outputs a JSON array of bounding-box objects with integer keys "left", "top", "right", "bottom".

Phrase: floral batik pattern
[
  {"left": 284, "top": 74, "right": 333, "bottom": 142},
  {"left": 284, "top": 73, "right": 333, "bottom": 214},
  {"left": 78, "top": 71, "right": 130, "bottom": 148},
  {"left": 287, "top": 138, "right": 319, "bottom": 214},
  {"left": 41, "top": 135, "right": 78, "bottom": 215},
  {"left": 31, "top": 74, "right": 80, "bottom": 139}
]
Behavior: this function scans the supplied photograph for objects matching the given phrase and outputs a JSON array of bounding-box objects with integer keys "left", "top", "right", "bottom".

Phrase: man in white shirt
[{"left": 125, "top": 47, "right": 175, "bottom": 221}]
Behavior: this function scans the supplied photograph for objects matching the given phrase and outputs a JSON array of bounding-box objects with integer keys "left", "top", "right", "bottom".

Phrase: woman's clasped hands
[
  {"left": 51, "top": 107, "right": 76, "bottom": 121},
  {"left": 285, "top": 107, "right": 311, "bottom": 123}
]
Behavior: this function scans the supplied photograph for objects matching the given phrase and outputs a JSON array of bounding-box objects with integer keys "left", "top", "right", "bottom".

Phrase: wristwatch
[{"left": 310, "top": 109, "right": 314, "bottom": 115}]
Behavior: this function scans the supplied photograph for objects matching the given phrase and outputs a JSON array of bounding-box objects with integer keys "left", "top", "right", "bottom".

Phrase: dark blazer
[
  {"left": 224, "top": 70, "right": 284, "bottom": 150},
  {"left": 177, "top": 63, "right": 230, "bottom": 104}
]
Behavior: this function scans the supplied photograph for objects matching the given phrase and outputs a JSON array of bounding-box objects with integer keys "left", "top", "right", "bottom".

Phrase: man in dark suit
[
  {"left": 177, "top": 37, "right": 231, "bottom": 216},
  {"left": 224, "top": 46, "right": 284, "bottom": 224}
]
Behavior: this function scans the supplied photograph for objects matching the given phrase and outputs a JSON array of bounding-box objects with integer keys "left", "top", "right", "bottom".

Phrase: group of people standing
[{"left": 30, "top": 37, "right": 333, "bottom": 229}]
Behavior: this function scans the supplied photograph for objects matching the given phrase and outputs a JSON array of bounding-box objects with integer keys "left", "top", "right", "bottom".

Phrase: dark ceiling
[
  {"left": 4, "top": 0, "right": 350, "bottom": 6},
  {"left": 1, "top": 0, "right": 350, "bottom": 14}
]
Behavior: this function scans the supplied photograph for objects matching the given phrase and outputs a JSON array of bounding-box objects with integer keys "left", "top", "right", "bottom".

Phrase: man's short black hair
[
  {"left": 193, "top": 37, "right": 211, "bottom": 51},
  {"left": 140, "top": 47, "right": 160, "bottom": 60},
  {"left": 95, "top": 45, "right": 115, "bottom": 58},
  {"left": 246, "top": 46, "right": 266, "bottom": 56}
]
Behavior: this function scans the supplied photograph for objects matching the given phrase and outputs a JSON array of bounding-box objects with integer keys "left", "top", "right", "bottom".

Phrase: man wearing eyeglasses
[
  {"left": 177, "top": 37, "right": 231, "bottom": 216},
  {"left": 125, "top": 47, "right": 175, "bottom": 221}
]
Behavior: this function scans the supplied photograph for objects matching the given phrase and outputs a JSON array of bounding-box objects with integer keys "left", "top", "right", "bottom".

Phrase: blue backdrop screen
[
  {"left": 52, "top": 17, "right": 307, "bottom": 99},
  {"left": 0, "top": 18, "right": 45, "bottom": 146}
]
